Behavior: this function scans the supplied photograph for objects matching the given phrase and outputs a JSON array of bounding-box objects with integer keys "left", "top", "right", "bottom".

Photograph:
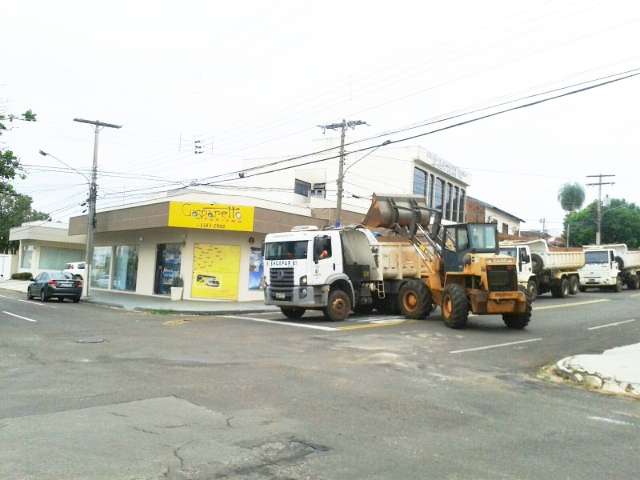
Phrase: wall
[
  {"left": 0, "top": 254, "right": 16, "bottom": 279},
  {"left": 485, "top": 208, "right": 521, "bottom": 236}
]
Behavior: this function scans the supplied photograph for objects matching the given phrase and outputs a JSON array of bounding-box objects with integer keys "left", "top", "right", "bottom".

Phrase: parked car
[
  {"left": 64, "top": 261, "right": 86, "bottom": 280},
  {"left": 27, "top": 271, "right": 82, "bottom": 303}
]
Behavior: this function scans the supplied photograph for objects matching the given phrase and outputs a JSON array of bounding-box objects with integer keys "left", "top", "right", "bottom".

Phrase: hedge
[{"left": 11, "top": 272, "right": 33, "bottom": 281}]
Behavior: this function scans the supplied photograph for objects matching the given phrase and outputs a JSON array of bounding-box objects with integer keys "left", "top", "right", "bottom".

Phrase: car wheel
[
  {"left": 27, "top": 287, "right": 33, "bottom": 300},
  {"left": 40, "top": 288, "right": 48, "bottom": 302},
  {"left": 73, "top": 296, "right": 81, "bottom": 303}
]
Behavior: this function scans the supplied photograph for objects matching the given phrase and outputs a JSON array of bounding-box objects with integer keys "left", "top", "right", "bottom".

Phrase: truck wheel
[
  {"left": 503, "top": 287, "right": 532, "bottom": 329},
  {"left": 551, "top": 278, "right": 569, "bottom": 298},
  {"left": 613, "top": 276, "right": 623, "bottom": 292},
  {"left": 627, "top": 274, "right": 639, "bottom": 290},
  {"left": 323, "top": 289, "right": 351, "bottom": 322},
  {"left": 280, "top": 307, "right": 305, "bottom": 319},
  {"left": 569, "top": 276, "right": 580, "bottom": 295},
  {"left": 399, "top": 280, "right": 433, "bottom": 319},
  {"left": 526, "top": 279, "right": 538, "bottom": 301},
  {"left": 440, "top": 284, "right": 469, "bottom": 329}
]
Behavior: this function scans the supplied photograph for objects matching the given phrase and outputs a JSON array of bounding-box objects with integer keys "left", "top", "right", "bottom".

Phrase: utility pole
[
  {"left": 586, "top": 174, "right": 615, "bottom": 245},
  {"left": 318, "top": 119, "right": 367, "bottom": 226},
  {"left": 73, "top": 118, "right": 122, "bottom": 297},
  {"left": 539, "top": 217, "right": 546, "bottom": 236}
]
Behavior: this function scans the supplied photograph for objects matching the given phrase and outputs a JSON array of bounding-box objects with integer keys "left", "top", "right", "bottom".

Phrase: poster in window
[
  {"left": 248, "top": 247, "right": 264, "bottom": 290},
  {"left": 191, "top": 244, "right": 240, "bottom": 300}
]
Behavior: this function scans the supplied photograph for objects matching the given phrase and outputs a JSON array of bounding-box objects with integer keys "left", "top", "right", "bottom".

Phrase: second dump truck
[{"left": 263, "top": 194, "right": 531, "bottom": 329}]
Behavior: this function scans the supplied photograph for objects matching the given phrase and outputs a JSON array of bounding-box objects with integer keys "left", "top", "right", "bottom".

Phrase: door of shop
[
  {"left": 154, "top": 243, "right": 182, "bottom": 295},
  {"left": 191, "top": 244, "right": 240, "bottom": 300}
]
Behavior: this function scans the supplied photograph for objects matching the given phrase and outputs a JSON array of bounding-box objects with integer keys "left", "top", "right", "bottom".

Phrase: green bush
[{"left": 11, "top": 272, "right": 33, "bottom": 281}]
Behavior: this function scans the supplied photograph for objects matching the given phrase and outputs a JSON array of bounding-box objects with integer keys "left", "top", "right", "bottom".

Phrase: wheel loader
[{"left": 262, "top": 194, "right": 531, "bottom": 329}]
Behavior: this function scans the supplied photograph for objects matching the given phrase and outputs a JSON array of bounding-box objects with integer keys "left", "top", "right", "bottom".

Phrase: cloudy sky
[{"left": 2, "top": 0, "right": 639, "bottom": 234}]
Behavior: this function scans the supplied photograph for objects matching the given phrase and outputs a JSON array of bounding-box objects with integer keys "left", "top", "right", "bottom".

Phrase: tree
[
  {"left": 0, "top": 108, "right": 47, "bottom": 253},
  {"left": 566, "top": 199, "right": 640, "bottom": 248},
  {"left": 558, "top": 182, "right": 585, "bottom": 246}
]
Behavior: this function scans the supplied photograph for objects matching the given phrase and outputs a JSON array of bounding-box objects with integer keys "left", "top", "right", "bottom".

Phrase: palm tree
[{"left": 558, "top": 183, "right": 585, "bottom": 246}]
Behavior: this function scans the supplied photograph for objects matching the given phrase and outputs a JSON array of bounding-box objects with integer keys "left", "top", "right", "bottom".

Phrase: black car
[{"left": 27, "top": 271, "right": 82, "bottom": 303}]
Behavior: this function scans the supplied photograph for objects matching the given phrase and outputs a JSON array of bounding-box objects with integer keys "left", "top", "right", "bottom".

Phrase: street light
[{"left": 38, "top": 150, "right": 90, "bottom": 184}]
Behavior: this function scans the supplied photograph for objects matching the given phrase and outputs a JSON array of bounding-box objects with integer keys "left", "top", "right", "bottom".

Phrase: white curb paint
[
  {"left": 222, "top": 315, "right": 337, "bottom": 331},
  {"left": 450, "top": 337, "right": 542, "bottom": 354},
  {"left": 2, "top": 311, "right": 38, "bottom": 323}
]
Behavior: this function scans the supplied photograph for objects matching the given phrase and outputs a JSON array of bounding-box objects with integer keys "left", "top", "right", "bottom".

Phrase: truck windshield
[
  {"left": 499, "top": 247, "right": 517, "bottom": 258},
  {"left": 264, "top": 241, "right": 308, "bottom": 260},
  {"left": 585, "top": 251, "right": 609, "bottom": 264},
  {"left": 468, "top": 225, "right": 497, "bottom": 250}
]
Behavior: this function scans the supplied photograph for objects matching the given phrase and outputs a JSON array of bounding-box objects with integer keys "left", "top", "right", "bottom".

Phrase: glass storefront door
[{"left": 154, "top": 243, "right": 181, "bottom": 295}]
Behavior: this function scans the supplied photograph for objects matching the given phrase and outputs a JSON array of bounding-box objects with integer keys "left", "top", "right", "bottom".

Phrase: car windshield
[
  {"left": 49, "top": 271, "right": 74, "bottom": 280},
  {"left": 468, "top": 224, "right": 497, "bottom": 250},
  {"left": 500, "top": 247, "right": 517, "bottom": 258},
  {"left": 264, "top": 241, "right": 308, "bottom": 260},
  {"left": 585, "top": 251, "right": 609, "bottom": 264}
]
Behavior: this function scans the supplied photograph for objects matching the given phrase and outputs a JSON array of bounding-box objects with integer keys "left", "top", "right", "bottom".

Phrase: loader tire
[
  {"left": 323, "top": 289, "right": 351, "bottom": 322},
  {"left": 399, "top": 280, "right": 433, "bottom": 319},
  {"left": 503, "top": 287, "right": 532, "bottom": 330},
  {"left": 441, "top": 283, "right": 469, "bottom": 329},
  {"left": 551, "top": 278, "right": 569, "bottom": 298},
  {"left": 569, "top": 276, "right": 580, "bottom": 295},
  {"left": 280, "top": 307, "right": 305, "bottom": 320}
]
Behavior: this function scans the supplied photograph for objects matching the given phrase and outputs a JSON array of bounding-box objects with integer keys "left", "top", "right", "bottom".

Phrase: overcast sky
[{"left": 2, "top": 0, "right": 639, "bottom": 234}]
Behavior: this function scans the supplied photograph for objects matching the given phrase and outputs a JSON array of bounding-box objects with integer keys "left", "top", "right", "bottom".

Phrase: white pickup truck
[
  {"left": 500, "top": 239, "right": 585, "bottom": 300},
  {"left": 580, "top": 244, "right": 640, "bottom": 292}
]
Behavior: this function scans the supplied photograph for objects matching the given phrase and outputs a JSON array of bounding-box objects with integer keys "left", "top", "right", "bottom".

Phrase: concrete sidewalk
[
  {"left": 0, "top": 279, "right": 29, "bottom": 293},
  {"left": 84, "top": 289, "right": 278, "bottom": 315},
  {"left": 555, "top": 343, "right": 640, "bottom": 398}
]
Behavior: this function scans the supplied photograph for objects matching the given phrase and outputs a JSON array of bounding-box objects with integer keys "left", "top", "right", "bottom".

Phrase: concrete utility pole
[
  {"left": 586, "top": 174, "right": 615, "bottom": 245},
  {"left": 318, "top": 119, "right": 367, "bottom": 226},
  {"left": 73, "top": 118, "right": 122, "bottom": 297}
]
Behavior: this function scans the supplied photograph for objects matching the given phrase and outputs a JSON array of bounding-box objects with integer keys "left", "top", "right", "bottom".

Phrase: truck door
[{"left": 312, "top": 234, "right": 337, "bottom": 283}]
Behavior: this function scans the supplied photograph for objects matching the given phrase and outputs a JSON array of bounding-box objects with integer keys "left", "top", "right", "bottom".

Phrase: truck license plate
[{"left": 275, "top": 292, "right": 286, "bottom": 300}]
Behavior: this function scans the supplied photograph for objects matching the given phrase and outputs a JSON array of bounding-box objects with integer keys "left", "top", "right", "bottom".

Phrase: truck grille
[
  {"left": 487, "top": 267, "right": 517, "bottom": 292},
  {"left": 270, "top": 268, "right": 294, "bottom": 289}
]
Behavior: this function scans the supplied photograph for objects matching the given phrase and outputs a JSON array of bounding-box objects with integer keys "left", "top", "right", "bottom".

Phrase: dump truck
[
  {"left": 499, "top": 239, "right": 585, "bottom": 300},
  {"left": 580, "top": 244, "right": 640, "bottom": 291},
  {"left": 263, "top": 194, "right": 531, "bottom": 329}
]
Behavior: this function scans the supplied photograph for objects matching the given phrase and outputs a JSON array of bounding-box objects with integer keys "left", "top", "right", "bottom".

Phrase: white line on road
[
  {"left": 2, "top": 311, "right": 38, "bottom": 323},
  {"left": 534, "top": 299, "right": 610, "bottom": 311},
  {"left": 449, "top": 338, "right": 542, "bottom": 354},
  {"left": 588, "top": 416, "right": 635, "bottom": 427},
  {"left": 587, "top": 318, "right": 637, "bottom": 331},
  {"left": 0, "top": 294, "right": 54, "bottom": 308},
  {"left": 222, "top": 315, "right": 337, "bottom": 331},
  {"left": 630, "top": 293, "right": 640, "bottom": 298}
]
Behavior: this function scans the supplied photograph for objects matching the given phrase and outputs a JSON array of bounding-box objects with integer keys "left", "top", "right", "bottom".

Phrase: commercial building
[
  {"left": 67, "top": 190, "right": 359, "bottom": 302},
  {"left": 9, "top": 221, "right": 85, "bottom": 276},
  {"left": 465, "top": 196, "right": 525, "bottom": 236}
]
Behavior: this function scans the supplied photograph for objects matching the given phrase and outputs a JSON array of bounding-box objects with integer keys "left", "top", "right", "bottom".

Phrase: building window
[
  {"left": 294, "top": 179, "right": 311, "bottom": 197},
  {"left": 434, "top": 177, "right": 445, "bottom": 212},
  {"left": 91, "top": 246, "right": 112, "bottom": 289},
  {"left": 459, "top": 189, "right": 466, "bottom": 222},
  {"left": 112, "top": 245, "right": 138, "bottom": 292},
  {"left": 452, "top": 186, "right": 459, "bottom": 223},
  {"left": 413, "top": 167, "right": 427, "bottom": 197},
  {"left": 155, "top": 243, "right": 182, "bottom": 295},
  {"left": 428, "top": 174, "right": 435, "bottom": 208},
  {"left": 310, "top": 183, "right": 326, "bottom": 198},
  {"left": 39, "top": 247, "right": 84, "bottom": 270},
  {"left": 444, "top": 182, "right": 453, "bottom": 220},
  {"left": 502, "top": 223, "right": 509, "bottom": 235},
  {"left": 20, "top": 244, "right": 34, "bottom": 269}
]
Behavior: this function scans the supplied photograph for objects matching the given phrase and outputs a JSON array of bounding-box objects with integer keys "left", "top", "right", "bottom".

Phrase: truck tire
[
  {"left": 441, "top": 283, "right": 469, "bottom": 329},
  {"left": 551, "top": 278, "right": 569, "bottom": 298},
  {"left": 626, "top": 274, "right": 639, "bottom": 290},
  {"left": 503, "top": 287, "right": 532, "bottom": 329},
  {"left": 526, "top": 279, "right": 538, "bottom": 301},
  {"left": 530, "top": 253, "right": 544, "bottom": 275},
  {"left": 280, "top": 307, "right": 305, "bottom": 319},
  {"left": 569, "top": 276, "right": 580, "bottom": 295},
  {"left": 612, "top": 276, "right": 623, "bottom": 292},
  {"left": 323, "top": 289, "right": 351, "bottom": 322},
  {"left": 398, "top": 280, "right": 433, "bottom": 319}
]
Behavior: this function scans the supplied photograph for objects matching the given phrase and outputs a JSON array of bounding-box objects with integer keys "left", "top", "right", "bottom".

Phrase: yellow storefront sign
[
  {"left": 168, "top": 201, "right": 254, "bottom": 232},
  {"left": 191, "top": 244, "right": 240, "bottom": 300}
]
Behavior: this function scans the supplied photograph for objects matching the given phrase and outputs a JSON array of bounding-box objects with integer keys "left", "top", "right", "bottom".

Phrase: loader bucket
[{"left": 363, "top": 194, "right": 434, "bottom": 229}]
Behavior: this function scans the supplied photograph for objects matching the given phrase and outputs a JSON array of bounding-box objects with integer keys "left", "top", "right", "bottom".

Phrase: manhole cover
[{"left": 76, "top": 337, "right": 105, "bottom": 344}]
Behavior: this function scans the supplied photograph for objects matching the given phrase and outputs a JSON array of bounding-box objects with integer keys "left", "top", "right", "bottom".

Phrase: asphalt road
[{"left": 1, "top": 288, "right": 639, "bottom": 479}]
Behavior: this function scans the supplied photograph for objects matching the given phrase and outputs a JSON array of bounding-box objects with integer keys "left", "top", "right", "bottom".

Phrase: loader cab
[{"left": 441, "top": 223, "right": 499, "bottom": 272}]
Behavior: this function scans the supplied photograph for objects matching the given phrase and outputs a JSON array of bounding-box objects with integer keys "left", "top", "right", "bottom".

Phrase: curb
[
  {"left": 554, "top": 356, "right": 640, "bottom": 398},
  {"left": 82, "top": 299, "right": 278, "bottom": 316}
]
